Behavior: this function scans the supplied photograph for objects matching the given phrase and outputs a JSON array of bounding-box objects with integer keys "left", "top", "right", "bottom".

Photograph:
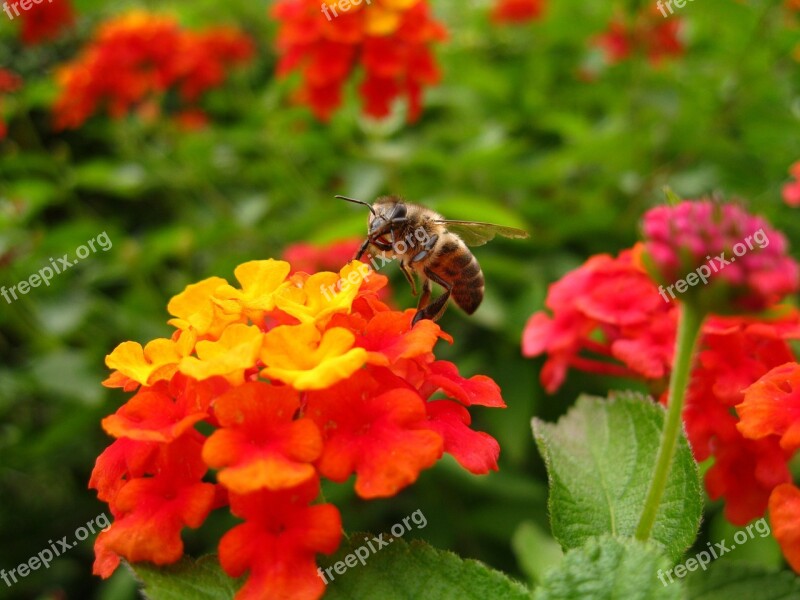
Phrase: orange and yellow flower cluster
[
  {"left": 271, "top": 0, "right": 446, "bottom": 121},
  {"left": 91, "top": 259, "right": 503, "bottom": 599},
  {"left": 53, "top": 11, "right": 254, "bottom": 130}
]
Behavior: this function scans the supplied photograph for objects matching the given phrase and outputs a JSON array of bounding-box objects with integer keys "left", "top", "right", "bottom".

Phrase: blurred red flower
[
  {"left": 92, "top": 259, "right": 503, "bottom": 599},
  {"left": 594, "top": 8, "right": 683, "bottom": 65},
  {"left": 53, "top": 11, "right": 254, "bottom": 130},
  {"left": 782, "top": 161, "right": 800, "bottom": 207},
  {"left": 491, "top": 0, "right": 545, "bottom": 24},
  {"left": 0, "top": 69, "right": 22, "bottom": 140},
  {"left": 17, "top": 0, "right": 75, "bottom": 45},
  {"left": 282, "top": 238, "right": 364, "bottom": 275},
  {"left": 272, "top": 0, "right": 446, "bottom": 121}
]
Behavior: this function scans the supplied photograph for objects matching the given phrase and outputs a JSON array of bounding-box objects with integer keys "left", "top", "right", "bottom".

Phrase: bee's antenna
[{"left": 336, "top": 195, "right": 376, "bottom": 216}]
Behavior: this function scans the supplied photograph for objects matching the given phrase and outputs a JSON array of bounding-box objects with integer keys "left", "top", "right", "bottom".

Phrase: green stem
[{"left": 635, "top": 303, "right": 705, "bottom": 541}]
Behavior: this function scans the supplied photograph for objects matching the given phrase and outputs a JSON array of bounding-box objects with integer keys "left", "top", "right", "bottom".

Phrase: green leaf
[
  {"left": 685, "top": 561, "right": 800, "bottom": 599},
  {"left": 321, "top": 534, "right": 532, "bottom": 600},
  {"left": 533, "top": 535, "right": 682, "bottom": 600},
  {"left": 131, "top": 536, "right": 532, "bottom": 600},
  {"left": 133, "top": 556, "right": 242, "bottom": 600},
  {"left": 512, "top": 520, "right": 563, "bottom": 586},
  {"left": 532, "top": 394, "right": 702, "bottom": 562}
]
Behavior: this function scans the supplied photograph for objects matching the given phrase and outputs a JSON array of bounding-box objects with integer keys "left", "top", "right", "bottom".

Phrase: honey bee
[{"left": 337, "top": 195, "right": 529, "bottom": 324}]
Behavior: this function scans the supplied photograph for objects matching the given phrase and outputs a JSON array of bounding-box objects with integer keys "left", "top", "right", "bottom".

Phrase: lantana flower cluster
[
  {"left": 91, "top": 259, "right": 503, "bottom": 599},
  {"left": 737, "top": 358, "right": 800, "bottom": 570},
  {"left": 524, "top": 199, "right": 800, "bottom": 569},
  {"left": 643, "top": 201, "right": 799, "bottom": 312},
  {"left": 271, "top": 0, "right": 446, "bottom": 121},
  {"left": 53, "top": 11, "right": 254, "bottom": 130}
]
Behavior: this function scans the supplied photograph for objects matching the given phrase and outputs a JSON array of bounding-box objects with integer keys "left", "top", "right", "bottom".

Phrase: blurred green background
[{"left": 1, "top": 0, "right": 800, "bottom": 598}]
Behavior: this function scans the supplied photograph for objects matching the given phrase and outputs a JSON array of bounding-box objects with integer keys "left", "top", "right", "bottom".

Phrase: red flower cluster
[
  {"left": 593, "top": 7, "right": 683, "bottom": 65},
  {"left": 92, "top": 259, "right": 503, "bottom": 599},
  {"left": 53, "top": 11, "right": 254, "bottom": 130},
  {"left": 16, "top": 0, "right": 74, "bottom": 45},
  {"left": 737, "top": 362, "right": 800, "bottom": 570},
  {"left": 0, "top": 69, "right": 22, "bottom": 140},
  {"left": 686, "top": 314, "right": 800, "bottom": 524},
  {"left": 782, "top": 161, "right": 800, "bottom": 207},
  {"left": 523, "top": 201, "right": 800, "bottom": 549},
  {"left": 271, "top": 0, "right": 446, "bottom": 121},
  {"left": 490, "top": 0, "right": 545, "bottom": 24},
  {"left": 522, "top": 245, "right": 677, "bottom": 394}
]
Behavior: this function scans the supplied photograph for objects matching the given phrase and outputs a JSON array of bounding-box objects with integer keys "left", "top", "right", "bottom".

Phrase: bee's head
[
  {"left": 336, "top": 195, "right": 407, "bottom": 250},
  {"left": 369, "top": 197, "right": 407, "bottom": 239}
]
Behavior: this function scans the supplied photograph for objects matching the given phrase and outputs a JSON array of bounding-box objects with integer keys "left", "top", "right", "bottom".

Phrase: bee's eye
[
  {"left": 369, "top": 217, "right": 386, "bottom": 234},
  {"left": 391, "top": 204, "right": 407, "bottom": 220}
]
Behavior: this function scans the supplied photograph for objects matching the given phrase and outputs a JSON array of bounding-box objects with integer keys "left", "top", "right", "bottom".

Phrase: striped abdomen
[{"left": 432, "top": 237, "right": 485, "bottom": 314}]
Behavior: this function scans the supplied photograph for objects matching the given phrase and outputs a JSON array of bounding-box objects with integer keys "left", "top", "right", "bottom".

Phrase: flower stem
[{"left": 635, "top": 303, "right": 705, "bottom": 541}]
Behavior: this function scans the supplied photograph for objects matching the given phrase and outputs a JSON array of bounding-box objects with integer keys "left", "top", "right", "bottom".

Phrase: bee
[{"left": 337, "top": 195, "right": 529, "bottom": 324}]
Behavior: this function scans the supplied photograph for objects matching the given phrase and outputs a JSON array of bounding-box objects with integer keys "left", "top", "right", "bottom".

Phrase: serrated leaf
[
  {"left": 133, "top": 556, "right": 243, "bottom": 600},
  {"left": 321, "top": 534, "right": 532, "bottom": 600},
  {"left": 534, "top": 535, "right": 682, "bottom": 600},
  {"left": 685, "top": 561, "right": 800, "bottom": 600},
  {"left": 532, "top": 394, "right": 702, "bottom": 562}
]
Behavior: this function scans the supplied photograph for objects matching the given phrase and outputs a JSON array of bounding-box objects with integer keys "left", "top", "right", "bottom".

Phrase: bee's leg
[
  {"left": 416, "top": 277, "right": 432, "bottom": 313},
  {"left": 399, "top": 262, "right": 418, "bottom": 296},
  {"left": 412, "top": 268, "right": 451, "bottom": 325},
  {"left": 353, "top": 238, "right": 371, "bottom": 261}
]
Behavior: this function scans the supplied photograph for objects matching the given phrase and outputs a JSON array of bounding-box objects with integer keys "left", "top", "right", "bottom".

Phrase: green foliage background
[{"left": 1, "top": 0, "right": 799, "bottom": 598}]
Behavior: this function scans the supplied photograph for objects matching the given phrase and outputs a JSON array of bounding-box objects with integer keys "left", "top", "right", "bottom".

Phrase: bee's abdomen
[{"left": 433, "top": 239, "right": 485, "bottom": 314}]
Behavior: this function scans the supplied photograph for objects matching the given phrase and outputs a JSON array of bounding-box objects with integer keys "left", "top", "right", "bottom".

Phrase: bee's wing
[{"left": 434, "top": 220, "right": 529, "bottom": 247}]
